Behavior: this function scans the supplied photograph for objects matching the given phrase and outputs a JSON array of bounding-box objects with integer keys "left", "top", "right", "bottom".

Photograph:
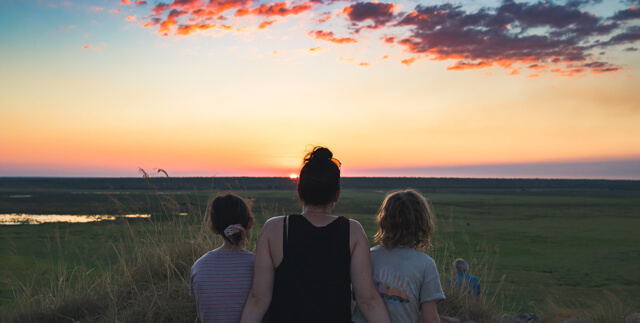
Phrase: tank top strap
[{"left": 282, "top": 215, "right": 288, "bottom": 255}]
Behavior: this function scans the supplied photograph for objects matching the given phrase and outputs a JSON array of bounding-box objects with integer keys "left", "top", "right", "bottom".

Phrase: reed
[
  {"left": 430, "top": 211, "right": 509, "bottom": 323},
  {"left": 535, "top": 291, "right": 639, "bottom": 323},
  {"left": 5, "top": 175, "right": 215, "bottom": 322}
]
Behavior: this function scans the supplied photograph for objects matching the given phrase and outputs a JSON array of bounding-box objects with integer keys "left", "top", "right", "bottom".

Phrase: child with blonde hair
[
  {"left": 353, "top": 189, "right": 444, "bottom": 323},
  {"left": 190, "top": 194, "right": 255, "bottom": 323}
]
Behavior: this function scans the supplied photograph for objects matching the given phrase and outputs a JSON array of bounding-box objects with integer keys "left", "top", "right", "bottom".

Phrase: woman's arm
[
  {"left": 241, "top": 218, "right": 278, "bottom": 323},
  {"left": 350, "top": 220, "right": 391, "bottom": 323},
  {"left": 420, "top": 301, "right": 441, "bottom": 323}
]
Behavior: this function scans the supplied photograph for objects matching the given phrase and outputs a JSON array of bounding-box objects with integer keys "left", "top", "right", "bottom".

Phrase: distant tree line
[{"left": 1, "top": 177, "right": 639, "bottom": 191}]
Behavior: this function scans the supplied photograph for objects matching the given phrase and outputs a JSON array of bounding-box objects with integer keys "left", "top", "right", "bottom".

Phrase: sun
[{"left": 289, "top": 174, "right": 298, "bottom": 180}]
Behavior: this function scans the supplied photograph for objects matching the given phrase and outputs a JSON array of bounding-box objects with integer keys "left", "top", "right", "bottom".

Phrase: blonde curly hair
[{"left": 374, "top": 189, "right": 436, "bottom": 249}]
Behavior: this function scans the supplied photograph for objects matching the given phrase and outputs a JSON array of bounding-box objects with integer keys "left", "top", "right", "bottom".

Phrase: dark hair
[
  {"left": 210, "top": 194, "right": 253, "bottom": 245},
  {"left": 374, "top": 189, "right": 436, "bottom": 249},
  {"left": 297, "top": 146, "right": 341, "bottom": 205}
]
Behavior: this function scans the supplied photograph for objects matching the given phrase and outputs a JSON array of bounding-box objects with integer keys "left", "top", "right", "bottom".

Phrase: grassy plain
[{"left": 1, "top": 182, "right": 640, "bottom": 315}]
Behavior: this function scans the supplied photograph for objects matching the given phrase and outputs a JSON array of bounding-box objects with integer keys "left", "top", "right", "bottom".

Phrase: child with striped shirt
[{"left": 190, "top": 194, "right": 255, "bottom": 323}]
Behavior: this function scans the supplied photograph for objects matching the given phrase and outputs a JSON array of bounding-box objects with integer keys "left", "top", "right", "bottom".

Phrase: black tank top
[{"left": 270, "top": 214, "right": 352, "bottom": 322}]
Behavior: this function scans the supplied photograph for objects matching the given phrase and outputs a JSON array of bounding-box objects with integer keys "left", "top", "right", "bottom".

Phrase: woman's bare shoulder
[
  {"left": 264, "top": 215, "right": 285, "bottom": 225},
  {"left": 348, "top": 218, "right": 368, "bottom": 243},
  {"left": 348, "top": 218, "right": 365, "bottom": 231},
  {"left": 259, "top": 216, "right": 287, "bottom": 238}
]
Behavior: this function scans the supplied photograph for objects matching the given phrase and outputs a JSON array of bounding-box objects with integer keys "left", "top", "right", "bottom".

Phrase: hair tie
[{"left": 223, "top": 224, "right": 246, "bottom": 238}]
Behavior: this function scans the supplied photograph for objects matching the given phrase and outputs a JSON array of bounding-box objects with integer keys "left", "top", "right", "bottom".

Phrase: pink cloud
[
  {"left": 145, "top": 0, "right": 249, "bottom": 35},
  {"left": 308, "top": 30, "right": 357, "bottom": 44},
  {"left": 235, "top": 2, "right": 313, "bottom": 18},
  {"left": 57, "top": 25, "right": 76, "bottom": 32},
  {"left": 316, "top": 12, "right": 331, "bottom": 23},
  {"left": 258, "top": 20, "right": 276, "bottom": 29},
  {"left": 401, "top": 57, "right": 418, "bottom": 66},
  {"left": 176, "top": 23, "right": 216, "bottom": 35}
]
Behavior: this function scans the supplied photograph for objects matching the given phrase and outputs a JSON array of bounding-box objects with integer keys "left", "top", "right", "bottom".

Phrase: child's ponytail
[{"left": 223, "top": 224, "right": 247, "bottom": 245}]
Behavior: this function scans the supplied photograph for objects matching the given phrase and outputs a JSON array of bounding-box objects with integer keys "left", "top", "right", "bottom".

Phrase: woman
[{"left": 241, "top": 146, "right": 390, "bottom": 323}]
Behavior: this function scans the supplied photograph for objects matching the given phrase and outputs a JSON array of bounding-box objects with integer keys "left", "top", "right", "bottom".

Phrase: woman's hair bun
[
  {"left": 304, "top": 146, "right": 333, "bottom": 164},
  {"left": 298, "top": 146, "right": 340, "bottom": 205}
]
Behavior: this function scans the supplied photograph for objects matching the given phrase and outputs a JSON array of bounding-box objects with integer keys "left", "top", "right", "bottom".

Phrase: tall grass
[
  {"left": 4, "top": 180, "right": 637, "bottom": 322},
  {"left": 5, "top": 188, "right": 508, "bottom": 322},
  {"left": 430, "top": 211, "right": 509, "bottom": 322},
  {"left": 3, "top": 169, "right": 281, "bottom": 323},
  {"left": 4, "top": 167, "right": 227, "bottom": 322},
  {"left": 535, "top": 291, "right": 640, "bottom": 323}
]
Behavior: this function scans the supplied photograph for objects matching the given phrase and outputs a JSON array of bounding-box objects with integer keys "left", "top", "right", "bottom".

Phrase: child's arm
[
  {"left": 241, "top": 218, "right": 277, "bottom": 323},
  {"left": 420, "top": 301, "right": 441, "bottom": 323},
  {"left": 350, "top": 220, "right": 391, "bottom": 323}
]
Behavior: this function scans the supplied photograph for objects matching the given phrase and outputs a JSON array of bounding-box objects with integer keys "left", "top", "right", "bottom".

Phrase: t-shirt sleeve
[
  {"left": 419, "top": 258, "right": 446, "bottom": 303},
  {"left": 189, "top": 266, "right": 195, "bottom": 297}
]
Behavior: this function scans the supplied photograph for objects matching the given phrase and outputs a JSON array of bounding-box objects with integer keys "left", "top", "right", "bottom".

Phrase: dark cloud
[
  {"left": 390, "top": 0, "right": 631, "bottom": 73},
  {"left": 343, "top": 2, "right": 397, "bottom": 30},
  {"left": 600, "top": 26, "right": 640, "bottom": 46},
  {"left": 571, "top": 61, "right": 622, "bottom": 73},
  {"left": 381, "top": 35, "right": 396, "bottom": 43},
  {"left": 624, "top": 47, "right": 639, "bottom": 51},
  {"left": 565, "top": 0, "right": 603, "bottom": 7},
  {"left": 611, "top": 6, "right": 640, "bottom": 21},
  {"left": 496, "top": 0, "right": 596, "bottom": 29},
  {"left": 494, "top": 0, "right": 618, "bottom": 36}
]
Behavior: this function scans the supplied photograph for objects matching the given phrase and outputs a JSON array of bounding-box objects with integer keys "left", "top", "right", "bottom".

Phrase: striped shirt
[{"left": 190, "top": 249, "right": 255, "bottom": 323}]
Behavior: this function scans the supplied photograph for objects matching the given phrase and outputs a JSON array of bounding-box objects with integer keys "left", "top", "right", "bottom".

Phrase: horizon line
[
  {"left": 1, "top": 159, "right": 639, "bottom": 180},
  {"left": 1, "top": 175, "right": 639, "bottom": 181}
]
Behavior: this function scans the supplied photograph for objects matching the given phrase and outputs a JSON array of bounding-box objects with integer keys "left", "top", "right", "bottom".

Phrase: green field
[{"left": 2, "top": 179, "right": 640, "bottom": 315}]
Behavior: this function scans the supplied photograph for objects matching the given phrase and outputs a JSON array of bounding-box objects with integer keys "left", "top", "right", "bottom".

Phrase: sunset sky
[{"left": 1, "top": 0, "right": 639, "bottom": 179}]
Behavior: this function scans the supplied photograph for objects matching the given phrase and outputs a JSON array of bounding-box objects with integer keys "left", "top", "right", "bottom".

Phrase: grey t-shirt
[{"left": 353, "top": 245, "right": 445, "bottom": 323}]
